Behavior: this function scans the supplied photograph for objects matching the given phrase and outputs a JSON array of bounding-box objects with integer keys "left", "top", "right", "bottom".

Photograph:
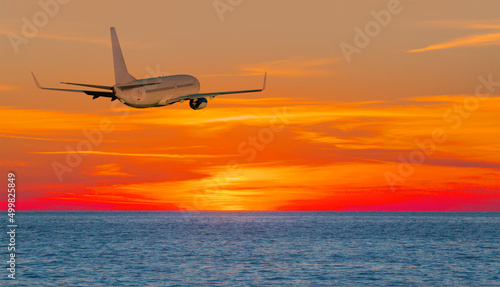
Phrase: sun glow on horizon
[{"left": 1, "top": 0, "right": 498, "bottom": 211}]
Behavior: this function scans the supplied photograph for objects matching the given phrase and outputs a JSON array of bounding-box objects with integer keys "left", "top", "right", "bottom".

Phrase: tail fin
[{"left": 110, "top": 27, "right": 136, "bottom": 84}]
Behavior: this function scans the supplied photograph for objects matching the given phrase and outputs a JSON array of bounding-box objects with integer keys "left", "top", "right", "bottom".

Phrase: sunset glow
[{"left": 1, "top": 0, "right": 498, "bottom": 211}]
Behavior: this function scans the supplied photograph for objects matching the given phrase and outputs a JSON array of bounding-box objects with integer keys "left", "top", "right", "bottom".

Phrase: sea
[{"left": 2, "top": 211, "right": 499, "bottom": 286}]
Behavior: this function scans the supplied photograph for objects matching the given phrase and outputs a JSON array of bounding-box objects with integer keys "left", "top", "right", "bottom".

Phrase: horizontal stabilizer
[{"left": 32, "top": 72, "right": 116, "bottom": 100}]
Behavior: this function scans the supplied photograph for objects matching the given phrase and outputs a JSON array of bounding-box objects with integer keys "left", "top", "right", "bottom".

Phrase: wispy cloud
[
  {"left": 31, "top": 150, "right": 235, "bottom": 159},
  {"left": 408, "top": 20, "right": 500, "bottom": 53},
  {"left": 0, "top": 30, "right": 109, "bottom": 46},
  {"left": 0, "top": 107, "right": 135, "bottom": 133},
  {"left": 295, "top": 131, "right": 356, "bottom": 145},
  {"left": 422, "top": 20, "right": 500, "bottom": 30},
  {"left": 0, "top": 161, "right": 32, "bottom": 167},
  {"left": 88, "top": 163, "right": 134, "bottom": 177},
  {"left": 197, "top": 58, "right": 340, "bottom": 78},
  {"left": 408, "top": 32, "right": 500, "bottom": 53},
  {"left": 0, "top": 133, "right": 87, "bottom": 142},
  {"left": 240, "top": 57, "right": 340, "bottom": 77},
  {"left": 214, "top": 97, "right": 323, "bottom": 106},
  {"left": 402, "top": 95, "right": 473, "bottom": 103}
]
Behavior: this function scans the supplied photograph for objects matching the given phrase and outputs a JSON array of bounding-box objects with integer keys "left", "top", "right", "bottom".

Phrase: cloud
[
  {"left": 240, "top": 57, "right": 340, "bottom": 77},
  {"left": 0, "top": 161, "right": 31, "bottom": 167},
  {"left": 197, "top": 57, "right": 340, "bottom": 78},
  {"left": 131, "top": 102, "right": 424, "bottom": 130},
  {"left": 277, "top": 188, "right": 500, "bottom": 211},
  {"left": 422, "top": 20, "right": 500, "bottom": 30},
  {"left": 407, "top": 19, "right": 500, "bottom": 53},
  {"left": 35, "top": 191, "right": 180, "bottom": 210},
  {"left": 89, "top": 163, "right": 134, "bottom": 177},
  {"left": 214, "top": 97, "right": 321, "bottom": 106},
  {"left": 6, "top": 94, "right": 498, "bottom": 211},
  {"left": 0, "top": 133, "right": 86, "bottom": 142},
  {"left": 0, "top": 107, "right": 114, "bottom": 133},
  {"left": 31, "top": 150, "right": 235, "bottom": 159},
  {"left": 408, "top": 32, "right": 500, "bottom": 53},
  {"left": 0, "top": 30, "right": 109, "bottom": 46},
  {"left": 295, "top": 130, "right": 355, "bottom": 145},
  {"left": 77, "top": 158, "right": 500, "bottom": 211},
  {"left": 402, "top": 95, "right": 472, "bottom": 103}
]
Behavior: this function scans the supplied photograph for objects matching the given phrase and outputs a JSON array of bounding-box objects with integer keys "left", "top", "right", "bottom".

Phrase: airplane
[{"left": 31, "top": 27, "right": 266, "bottom": 110}]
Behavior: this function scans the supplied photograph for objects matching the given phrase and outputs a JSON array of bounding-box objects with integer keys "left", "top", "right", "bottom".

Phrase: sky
[{"left": 0, "top": 0, "right": 499, "bottom": 211}]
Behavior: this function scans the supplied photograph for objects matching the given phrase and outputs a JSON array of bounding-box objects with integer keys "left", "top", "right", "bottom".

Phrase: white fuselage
[{"left": 114, "top": 74, "right": 200, "bottom": 108}]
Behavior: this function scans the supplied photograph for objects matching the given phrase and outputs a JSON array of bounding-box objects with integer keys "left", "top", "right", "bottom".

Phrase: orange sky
[{"left": 1, "top": 0, "right": 499, "bottom": 211}]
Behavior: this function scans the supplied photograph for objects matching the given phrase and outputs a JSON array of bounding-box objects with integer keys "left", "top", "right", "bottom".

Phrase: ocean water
[{"left": 2, "top": 212, "right": 499, "bottom": 286}]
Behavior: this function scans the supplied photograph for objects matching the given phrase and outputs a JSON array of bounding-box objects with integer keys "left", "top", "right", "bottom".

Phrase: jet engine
[{"left": 189, "top": 98, "right": 208, "bottom": 110}]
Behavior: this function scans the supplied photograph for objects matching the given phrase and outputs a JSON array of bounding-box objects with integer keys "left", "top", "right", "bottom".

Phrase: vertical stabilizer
[{"left": 110, "top": 27, "right": 136, "bottom": 84}]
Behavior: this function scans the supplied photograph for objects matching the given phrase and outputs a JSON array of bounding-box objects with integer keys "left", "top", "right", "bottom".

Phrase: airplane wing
[
  {"left": 116, "top": 82, "right": 162, "bottom": 90},
  {"left": 32, "top": 72, "right": 117, "bottom": 100},
  {"left": 62, "top": 80, "right": 163, "bottom": 91},
  {"left": 170, "top": 72, "right": 267, "bottom": 104},
  {"left": 61, "top": 82, "right": 114, "bottom": 90}
]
